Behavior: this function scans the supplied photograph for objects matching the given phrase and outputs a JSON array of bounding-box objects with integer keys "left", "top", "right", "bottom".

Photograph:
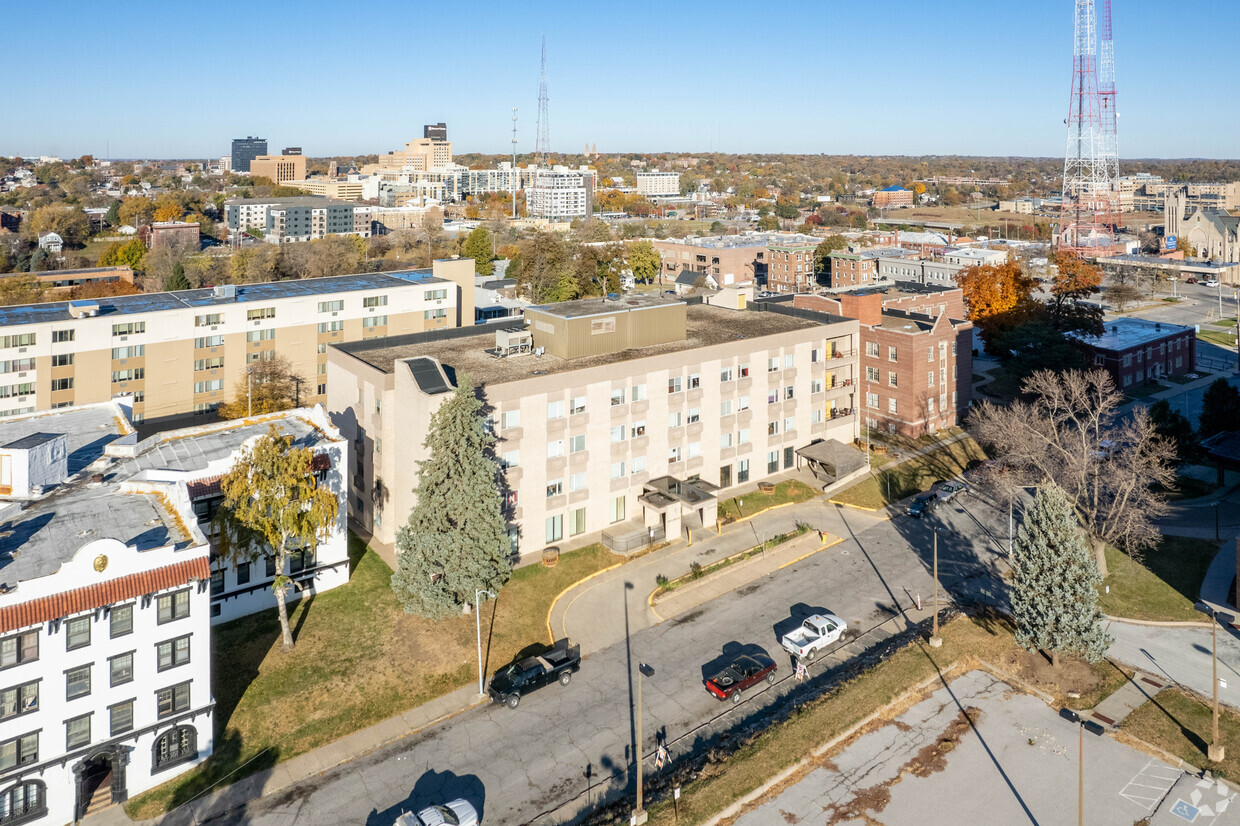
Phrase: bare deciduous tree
[{"left": 969, "top": 368, "right": 1176, "bottom": 577}]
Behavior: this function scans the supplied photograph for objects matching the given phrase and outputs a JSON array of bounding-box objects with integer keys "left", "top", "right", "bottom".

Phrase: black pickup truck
[{"left": 488, "top": 640, "right": 581, "bottom": 709}]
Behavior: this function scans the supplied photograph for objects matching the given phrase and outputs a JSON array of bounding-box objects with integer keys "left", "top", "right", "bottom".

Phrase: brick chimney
[{"left": 838, "top": 292, "right": 883, "bottom": 326}]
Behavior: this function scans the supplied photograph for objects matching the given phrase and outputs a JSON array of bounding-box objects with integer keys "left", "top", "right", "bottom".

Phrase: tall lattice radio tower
[
  {"left": 535, "top": 36, "right": 550, "bottom": 170},
  {"left": 1058, "top": 0, "right": 1119, "bottom": 257}
]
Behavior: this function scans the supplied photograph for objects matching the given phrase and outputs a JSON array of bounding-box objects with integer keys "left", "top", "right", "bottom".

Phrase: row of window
[
  {"left": 0, "top": 358, "right": 35, "bottom": 374},
  {"left": 0, "top": 383, "right": 35, "bottom": 399},
  {"left": 864, "top": 391, "right": 957, "bottom": 415}
]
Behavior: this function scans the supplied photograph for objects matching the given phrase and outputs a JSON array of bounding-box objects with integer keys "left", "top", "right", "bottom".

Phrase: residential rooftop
[
  {"left": 225, "top": 196, "right": 354, "bottom": 207},
  {"left": 1067, "top": 317, "right": 1194, "bottom": 352},
  {"left": 653, "top": 232, "right": 818, "bottom": 250},
  {"left": 338, "top": 303, "right": 849, "bottom": 385},
  {"left": 0, "top": 269, "right": 443, "bottom": 327},
  {"left": 0, "top": 403, "right": 336, "bottom": 587},
  {"left": 830, "top": 247, "right": 910, "bottom": 260}
]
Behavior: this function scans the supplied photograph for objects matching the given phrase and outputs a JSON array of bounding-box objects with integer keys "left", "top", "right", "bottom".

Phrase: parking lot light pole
[
  {"left": 1215, "top": 502, "right": 1221, "bottom": 543},
  {"left": 929, "top": 527, "right": 942, "bottom": 648},
  {"left": 475, "top": 588, "right": 497, "bottom": 696},
  {"left": 634, "top": 662, "right": 655, "bottom": 825},
  {"left": 1195, "top": 601, "right": 1228, "bottom": 762}
]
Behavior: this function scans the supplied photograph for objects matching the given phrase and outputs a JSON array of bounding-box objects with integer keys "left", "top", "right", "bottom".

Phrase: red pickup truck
[{"left": 704, "top": 652, "right": 777, "bottom": 704}]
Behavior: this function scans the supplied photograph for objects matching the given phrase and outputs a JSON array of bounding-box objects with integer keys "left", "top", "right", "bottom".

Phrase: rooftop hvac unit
[
  {"left": 68, "top": 300, "right": 100, "bottom": 318},
  {"left": 213, "top": 284, "right": 238, "bottom": 300}
]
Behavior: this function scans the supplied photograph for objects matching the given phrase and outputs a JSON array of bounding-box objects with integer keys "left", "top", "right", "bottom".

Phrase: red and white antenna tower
[{"left": 1058, "top": 0, "right": 1118, "bottom": 257}]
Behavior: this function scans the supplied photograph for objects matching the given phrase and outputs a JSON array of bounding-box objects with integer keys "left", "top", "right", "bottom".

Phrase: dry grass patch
[
  {"left": 718, "top": 480, "right": 819, "bottom": 522},
  {"left": 1121, "top": 687, "right": 1240, "bottom": 783},
  {"left": 830, "top": 436, "right": 988, "bottom": 510}
]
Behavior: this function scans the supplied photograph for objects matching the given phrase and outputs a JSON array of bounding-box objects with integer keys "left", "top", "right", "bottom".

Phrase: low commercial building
[
  {"left": 327, "top": 297, "right": 863, "bottom": 558},
  {"left": 4, "top": 266, "right": 134, "bottom": 294},
  {"left": 943, "top": 247, "right": 1009, "bottom": 268},
  {"left": 765, "top": 234, "right": 822, "bottom": 294},
  {"left": 635, "top": 171, "right": 680, "bottom": 199},
  {"left": 248, "top": 154, "right": 307, "bottom": 184},
  {"left": 0, "top": 400, "right": 347, "bottom": 821},
  {"left": 794, "top": 284, "right": 972, "bottom": 437},
  {"left": 1095, "top": 253, "right": 1240, "bottom": 287},
  {"left": 876, "top": 255, "right": 966, "bottom": 288},
  {"left": 0, "top": 261, "right": 474, "bottom": 428},
  {"left": 1067, "top": 317, "right": 1196, "bottom": 389}
]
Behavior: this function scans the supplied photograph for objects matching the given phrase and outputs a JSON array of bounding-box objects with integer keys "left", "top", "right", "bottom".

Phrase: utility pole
[
  {"left": 634, "top": 662, "right": 654, "bottom": 825},
  {"left": 247, "top": 366, "right": 253, "bottom": 418},
  {"left": 511, "top": 107, "right": 519, "bottom": 220},
  {"left": 1078, "top": 720, "right": 1084, "bottom": 826},
  {"left": 1195, "top": 601, "right": 1228, "bottom": 762},
  {"left": 929, "top": 527, "right": 942, "bottom": 647}
]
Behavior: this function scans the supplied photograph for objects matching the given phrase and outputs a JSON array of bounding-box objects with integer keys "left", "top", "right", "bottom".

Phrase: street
[{"left": 194, "top": 490, "right": 1013, "bottom": 825}]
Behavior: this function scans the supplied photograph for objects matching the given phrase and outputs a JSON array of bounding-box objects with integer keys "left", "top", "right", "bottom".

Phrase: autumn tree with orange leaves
[{"left": 956, "top": 260, "right": 1038, "bottom": 350}]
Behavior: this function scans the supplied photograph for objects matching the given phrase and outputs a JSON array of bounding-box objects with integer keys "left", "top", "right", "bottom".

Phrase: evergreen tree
[
  {"left": 462, "top": 227, "right": 495, "bottom": 278},
  {"left": 1150, "top": 399, "right": 1198, "bottom": 465},
  {"left": 391, "top": 375, "right": 510, "bottom": 619},
  {"left": 163, "top": 262, "right": 191, "bottom": 291},
  {"left": 1199, "top": 379, "right": 1240, "bottom": 439},
  {"left": 105, "top": 200, "right": 121, "bottom": 227},
  {"left": 1011, "top": 484, "right": 1112, "bottom": 666}
]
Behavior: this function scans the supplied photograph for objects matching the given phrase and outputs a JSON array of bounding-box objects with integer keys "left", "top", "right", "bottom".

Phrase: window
[
  {"left": 111, "top": 368, "right": 145, "bottom": 383},
  {"left": 569, "top": 508, "right": 586, "bottom": 537},
  {"left": 66, "top": 664, "right": 91, "bottom": 700},
  {"left": 194, "top": 335, "right": 224, "bottom": 349},
  {"left": 501, "top": 410, "right": 520, "bottom": 429},
  {"left": 156, "top": 681, "right": 191, "bottom": 718},
  {"left": 1, "top": 631, "right": 38, "bottom": 669},
  {"left": 66, "top": 715, "right": 92, "bottom": 750},
  {"left": 737, "top": 459, "right": 750, "bottom": 484},
  {"left": 865, "top": 342, "right": 879, "bottom": 358},
  {"left": 51, "top": 353, "right": 73, "bottom": 367},
  {"left": 53, "top": 329, "right": 74, "bottom": 342},
  {"left": 193, "top": 357, "right": 224, "bottom": 371},
  {"left": 811, "top": 348, "right": 822, "bottom": 363},
  {"left": 265, "top": 556, "right": 277, "bottom": 577},
  {"left": 739, "top": 363, "right": 750, "bottom": 378},
  {"left": 610, "top": 461, "right": 625, "bottom": 479},
  {"left": 247, "top": 307, "right": 276, "bottom": 320},
  {"left": 0, "top": 733, "right": 37, "bottom": 771},
  {"left": 157, "top": 636, "right": 191, "bottom": 671},
  {"left": 668, "top": 411, "right": 682, "bottom": 428},
  {"left": 631, "top": 421, "right": 646, "bottom": 437},
  {"left": 889, "top": 398, "right": 898, "bottom": 413},
  {"left": 318, "top": 300, "right": 344, "bottom": 313},
  {"left": 424, "top": 308, "right": 447, "bottom": 320},
  {"left": 237, "top": 562, "right": 251, "bottom": 585},
  {"left": 193, "top": 379, "right": 223, "bottom": 394},
  {"left": 631, "top": 455, "right": 647, "bottom": 474},
  {"left": 720, "top": 432, "right": 733, "bottom": 449},
  {"left": 610, "top": 388, "right": 625, "bottom": 406},
  {"left": 668, "top": 445, "right": 683, "bottom": 463},
  {"left": 738, "top": 396, "right": 749, "bottom": 411},
  {"left": 720, "top": 399, "right": 733, "bottom": 416},
  {"left": 928, "top": 347, "right": 934, "bottom": 363},
  {"left": 569, "top": 472, "right": 586, "bottom": 492},
  {"left": 0, "top": 779, "right": 45, "bottom": 821},
  {"left": 570, "top": 396, "right": 586, "bottom": 415},
  {"left": 768, "top": 450, "right": 780, "bottom": 474},
  {"left": 785, "top": 416, "right": 796, "bottom": 433},
  {"left": 866, "top": 392, "right": 879, "bottom": 409},
  {"left": 51, "top": 377, "right": 73, "bottom": 392},
  {"left": 768, "top": 420, "right": 779, "bottom": 436},
  {"left": 609, "top": 496, "right": 626, "bottom": 524},
  {"left": 668, "top": 377, "right": 682, "bottom": 394},
  {"left": 768, "top": 357, "right": 779, "bottom": 372},
  {"left": 687, "top": 407, "right": 700, "bottom": 424},
  {"left": 811, "top": 409, "right": 824, "bottom": 424},
  {"left": 66, "top": 617, "right": 90, "bottom": 651},
  {"left": 110, "top": 700, "right": 134, "bottom": 737},
  {"left": 688, "top": 441, "right": 701, "bottom": 459},
  {"left": 157, "top": 590, "right": 190, "bottom": 624},
  {"left": 111, "top": 322, "right": 145, "bottom": 336},
  {"left": 547, "top": 440, "right": 564, "bottom": 458},
  {"left": 784, "top": 354, "right": 795, "bottom": 369},
  {"left": 547, "top": 400, "right": 564, "bottom": 419},
  {"left": 866, "top": 366, "right": 879, "bottom": 382},
  {"left": 246, "top": 328, "right": 275, "bottom": 342},
  {"left": 737, "top": 428, "right": 750, "bottom": 445},
  {"left": 545, "top": 515, "right": 563, "bottom": 543},
  {"left": 423, "top": 289, "right": 447, "bottom": 302},
  {"left": 953, "top": 391, "right": 957, "bottom": 408},
  {"left": 0, "top": 682, "right": 37, "bottom": 720},
  {"left": 785, "top": 385, "right": 795, "bottom": 400},
  {"left": 811, "top": 379, "right": 823, "bottom": 394},
  {"left": 153, "top": 726, "right": 197, "bottom": 772},
  {"left": 688, "top": 374, "right": 700, "bottom": 390},
  {"left": 194, "top": 313, "right": 221, "bottom": 327},
  {"left": 631, "top": 383, "right": 646, "bottom": 401},
  {"left": 720, "top": 367, "right": 733, "bottom": 382},
  {"left": 317, "top": 320, "right": 344, "bottom": 333},
  {"left": 888, "top": 346, "right": 897, "bottom": 362},
  {"left": 888, "top": 372, "right": 897, "bottom": 387},
  {"left": 546, "top": 479, "right": 564, "bottom": 498},
  {"left": 109, "top": 651, "right": 134, "bottom": 687},
  {"left": 928, "top": 397, "right": 936, "bottom": 413},
  {"left": 610, "top": 425, "right": 626, "bottom": 443},
  {"left": 363, "top": 295, "right": 388, "bottom": 308},
  {"left": 768, "top": 390, "right": 778, "bottom": 405}
]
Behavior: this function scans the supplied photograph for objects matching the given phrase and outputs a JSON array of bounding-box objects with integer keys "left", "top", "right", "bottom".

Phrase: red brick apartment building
[
  {"left": 1067, "top": 317, "right": 1196, "bottom": 389},
  {"left": 794, "top": 284, "right": 973, "bottom": 436},
  {"left": 765, "top": 235, "right": 820, "bottom": 293},
  {"left": 828, "top": 247, "right": 911, "bottom": 288},
  {"left": 872, "top": 186, "right": 914, "bottom": 209}
]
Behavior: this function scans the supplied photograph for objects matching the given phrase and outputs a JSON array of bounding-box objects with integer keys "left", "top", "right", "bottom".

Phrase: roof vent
[
  {"left": 213, "top": 284, "right": 238, "bottom": 300},
  {"left": 1155, "top": 323, "right": 1161, "bottom": 330},
  {"left": 68, "top": 300, "right": 99, "bottom": 319}
]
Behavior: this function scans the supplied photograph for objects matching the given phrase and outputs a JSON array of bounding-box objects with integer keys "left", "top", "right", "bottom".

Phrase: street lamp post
[
  {"left": 475, "top": 588, "right": 497, "bottom": 696},
  {"left": 634, "top": 662, "right": 655, "bottom": 825},
  {"left": 929, "top": 526, "right": 942, "bottom": 648},
  {"left": 1195, "top": 601, "right": 1230, "bottom": 762},
  {"left": 1214, "top": 502, "right": 1221, "bottom": 543}
]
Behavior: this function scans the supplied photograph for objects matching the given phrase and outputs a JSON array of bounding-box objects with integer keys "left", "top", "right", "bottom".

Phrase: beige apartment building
[
  {"left": 0, "top": 260, "right": 475, "bottom": 429},
  {"left": 327, "top": 296, "right": 863, "bottom": 559},
  {"left": 652, "top": 235, "right": 770, "bottom": 286},
  {"left": 365, "top": 137, "right": 454, "bottom": 173},
  {"left": 287, "top": 177, "right": 366, "bottom": 201},
  {"left": 249, "top": 153, "right": 308, "bottom": 183}
]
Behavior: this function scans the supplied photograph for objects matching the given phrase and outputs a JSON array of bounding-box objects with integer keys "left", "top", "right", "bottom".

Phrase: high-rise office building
[
  {"left": 230, "top": 136, "right": 268, "bottom": 173},
  {"left": 423, "top": 123, "right": 447, "bottom": 141}
]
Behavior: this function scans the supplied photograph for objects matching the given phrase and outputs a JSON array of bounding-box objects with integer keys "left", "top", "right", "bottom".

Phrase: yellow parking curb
[{"left": 775, "top": 536, "right": 844, "bottom": 571}]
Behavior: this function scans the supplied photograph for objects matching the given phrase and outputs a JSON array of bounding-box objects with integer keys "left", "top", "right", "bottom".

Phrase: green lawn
[
  {"left": 1166, "top": 372, "right": 1207, "bottom": 385},
  {"left": 1098, "top": 536, "right": 1219, "bottom": 623},
  {"left": 1123, "top": 381, "right": 1170, "bottom": 400},
  {"left": 1123, "top": 688, "right": 1240, "bottom": 780},
  {"left": 1200, "top": 330, "right": 1238, "bottom": 348},
  {"left": 126, "top": 535, "right": 620, "bottom": 819},
  {"left": 830, "top": 436, "right": 988, "bottom": 510},
  {"left": 1156, "top": 475, "right": 1219, "bottom": 501},
  {"left": 718, "top": 480, "right": 819, "bottom": 522}
]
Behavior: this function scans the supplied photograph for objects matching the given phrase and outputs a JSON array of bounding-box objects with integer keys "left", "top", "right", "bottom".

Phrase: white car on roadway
[
  {"left": 395, "top": 799, "right": 479, "bottom": 826},
  {"left": 781, "top": 613, "right": 847, "bottom": 660},
  {"left": 1204, "top": 279, "right": 1220, "bottom": 288}
]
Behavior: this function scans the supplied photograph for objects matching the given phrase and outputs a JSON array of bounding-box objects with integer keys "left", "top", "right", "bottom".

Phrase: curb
[
  {"left": 776, "top": 538, "right": 843, "bottom": 572},
  {"left": 649, "top": 533, "right": 826, "bottom": 613},
  {"left": 1105, "top": 615, "right": 1215, "bottom": 630},
  {"left": 544, "top": 559, "right": 628, "bottom": 644},
  {"left": 827, "top": 498, "right": 883, "bottom": 512},
  {"left": 719, "top": 498, "right": 803, "bottom": 530}
]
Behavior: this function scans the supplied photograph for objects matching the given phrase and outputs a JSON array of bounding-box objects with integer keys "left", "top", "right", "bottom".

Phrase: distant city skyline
[{"left": 7, "top": 0, "right": 1238, "bottom": 161}]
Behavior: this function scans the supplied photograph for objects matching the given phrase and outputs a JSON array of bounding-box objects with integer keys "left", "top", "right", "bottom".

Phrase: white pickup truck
[{"left": 781, "top": 613, "right": 847, "bottom": 660}]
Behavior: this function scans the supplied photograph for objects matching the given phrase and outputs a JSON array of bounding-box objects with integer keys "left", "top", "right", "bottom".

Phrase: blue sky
[{"left": 8, "top": 0, "right": 1236, "bottom": 160}]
